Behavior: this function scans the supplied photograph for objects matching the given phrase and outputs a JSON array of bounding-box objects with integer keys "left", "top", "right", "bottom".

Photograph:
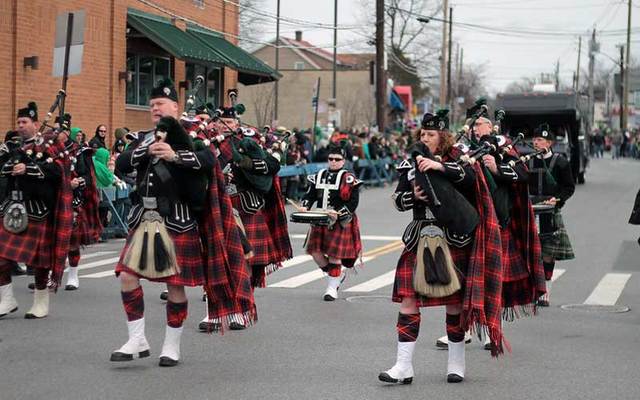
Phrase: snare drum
[
  {"left": 532, "top": 203, "right": 557, "bottom": 239},
  {"left": 290, "top": 211, "right": 332, "bottom": 226}
]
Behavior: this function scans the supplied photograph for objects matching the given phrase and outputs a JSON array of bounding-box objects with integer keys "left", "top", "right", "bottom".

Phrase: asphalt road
[{"left": 1, "top": 156, "right": 639, "bottom": 400}]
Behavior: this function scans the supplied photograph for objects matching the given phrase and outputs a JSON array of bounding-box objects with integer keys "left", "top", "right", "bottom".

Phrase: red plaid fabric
[
  {"left": 49, "top": 142, "right": 74, "bottom": 289},
  {"left": 501, "top": 181, "right": 545, "bottom": 313},
  {"left": 166, "top": 301, "right": 189, "bottom": 328},
  {"left": 231, "top": 197, "right": 277, "bottom": 266},
  {"left": 121, "top": 286, "right": 144, "bottom": 321},
  {"left": 70, "top": 143, "right": 102, "bottom": 246},
  {"left": 115, "top": 226, "right": 205, "bottom": 286},
  {"left": 200, "top": 153, "right": 257, "bottom": 330},
  {"left": 397, "top": 312, "right": 421, "bottom": 342},
  {"left": 305, "top": 215, "right": 362, "bottom": 263},
  {"left": 460, "top": 164, "right": 505, "bottom": 357},
  {"left": 263, "top": 177, "right": 293, "bottom": 262},
  {"left": 0, "top": 218, "right": 53, "bottom": 269},
  {"left": 392, "top": 244, "right": 470, "bottom": 307}
]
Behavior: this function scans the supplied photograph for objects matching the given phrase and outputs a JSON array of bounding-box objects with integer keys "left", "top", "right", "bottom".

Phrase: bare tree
[
  {"left": 354, "top": 0, "right": 443, "bottom": 94},
  {"left": 250, "top": 82, "right": 276, "bottom": 127},
  {"left": 237, "top": 0, "right": 269, "bottom": 50}
]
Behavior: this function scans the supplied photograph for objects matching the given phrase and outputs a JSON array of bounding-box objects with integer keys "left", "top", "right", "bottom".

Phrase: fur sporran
[
  {"left": 3, "top": 202, "right": 28, "bottom": 234},
  {"left": 122, "top": 211, "right": 180, "bottom": 279},
  {"left": 413, "top": 225, "right": 460, "bottom": 298}
]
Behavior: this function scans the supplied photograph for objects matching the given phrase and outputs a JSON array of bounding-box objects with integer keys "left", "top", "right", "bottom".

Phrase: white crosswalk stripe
[
  {"left": 77, "top": 257, "right": 121, "bottom": 271},
  {"left": 584, "top": 273, "right": 632, "bottom": 306},
  {"left": 268, "top": 256, "right": 375, "bottom": 288}
]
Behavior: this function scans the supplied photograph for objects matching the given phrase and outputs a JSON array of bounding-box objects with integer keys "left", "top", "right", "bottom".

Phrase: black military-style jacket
[
  {"left": 392, "top": 158, "right": 477, "bottom": 249},
  {"left": 527, "top": 152, "right": 575, "bottom": 209},
  {"left": 485, "top": 153, "right": 529, "bottom": 227},
  {"left": 116, "top": 129, "right": 214, "bottom": 233},
  {"left": 0, "top": 135, "right": 61, "bottom": 218}
]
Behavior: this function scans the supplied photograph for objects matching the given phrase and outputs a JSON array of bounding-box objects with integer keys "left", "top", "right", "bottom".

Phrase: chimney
[{"left": 295, "top": 30, "right": 303, "bottom": 42}]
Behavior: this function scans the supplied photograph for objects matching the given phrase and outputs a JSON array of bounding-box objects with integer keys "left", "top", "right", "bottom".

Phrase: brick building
[
  {"left": 240, "top": 31, "right": 375, "bottom": 130},
  {"left": 1, "top": 0, "right": 278, "bottom": 144}
]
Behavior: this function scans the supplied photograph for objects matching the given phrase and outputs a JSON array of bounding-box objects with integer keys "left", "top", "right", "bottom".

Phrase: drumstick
[{"left": 287, "top": 198, "right": 306, "bottom": 212}]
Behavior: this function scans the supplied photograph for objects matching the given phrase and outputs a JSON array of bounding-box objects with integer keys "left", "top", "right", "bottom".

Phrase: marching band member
[
  {"left": 0, "top": 101, "right": 73, "bottom": 319},
  {"left": 528, "top": 123, "right": 575, "bottom": 306},
  {"left": 300, "top": 143, "right": 363, "bottom": 301},
  {"left": 111, "top": 79, "right": 255, "bottom": 367},
  {"left": 63, "top": 127, "right": 102, "bottom": 290},
  {"left": 379, "top": 110, "right": 504, "bottom": 385}
]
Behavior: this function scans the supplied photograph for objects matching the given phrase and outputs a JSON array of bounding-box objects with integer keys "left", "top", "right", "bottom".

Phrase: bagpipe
[{"left": 410, "top": 142, "right": 479, "bottom": 237}]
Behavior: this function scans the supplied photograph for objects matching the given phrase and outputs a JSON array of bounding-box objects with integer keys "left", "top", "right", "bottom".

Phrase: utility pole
[
  {"left": 447, "top": 7, "right": 453, "bottom": 113},
  {"left": 332, "top": 0, "right": 338, "bottom": 102},
  {"left": 453, "top": 43, "right": 460, "bottom": 123},
  {"left": 575, "top": 36, "right": 582, "bottom": 91},
  {"left": 555, "top": 60, "right": 560, "bottom": 91},
  {"left": 375, "top": 0, "right": 386, "bottom": 130},
  {"left": 623, "top": 0, "right": 632, "bottom": 130},
  {"left": 439, "top": 0, "right": 448, "bottom": 107},
  {"left": 587, "top": 28, "right": 596, "bottom": 135},
  {"left": 274, "top": 0, "right": 280, "bottom": 122},
  {"left": 620, "top": 44, "right": 625, "bottom": 130}
]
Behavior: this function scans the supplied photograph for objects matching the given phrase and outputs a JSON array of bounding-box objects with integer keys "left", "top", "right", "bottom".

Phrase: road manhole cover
[
  {"left": 346, "top": 295, "right": 391, "bottom": 303},
  {"left": 560, "top": 304, "right": 630, "bottom": 313}
]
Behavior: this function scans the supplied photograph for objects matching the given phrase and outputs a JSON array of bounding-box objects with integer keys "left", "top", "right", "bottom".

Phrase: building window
[
  {"left": 294, "top": 61, "right": 305, "bottom": 70},
  {"left": 633, "top": 91, "right": 640, "bottom": 106},
  {"left": 126, "top": 53, "right": 170, "bottom": 106},
  {"left": 185, "top": 63, "right": 222, "bottom": 110}
]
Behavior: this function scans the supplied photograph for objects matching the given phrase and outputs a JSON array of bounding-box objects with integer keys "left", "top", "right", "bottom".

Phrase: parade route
[{"left": 1, "top": 157, "right": 639, "bottom": 400}]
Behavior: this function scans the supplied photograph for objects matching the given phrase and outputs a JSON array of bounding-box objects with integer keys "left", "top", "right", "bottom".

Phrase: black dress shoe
[
  {"left": 537, "top": 299, "right": 549, "bottom": 307},
  {"left": 447, "top": 373, "right": 464, "bottom": 383},
  {"left": 198, "top": 321, "right": 221, "bottom": 332},
  {"left": 229, "top": 321, "right": 246, "bottom": 331},
  {"left": 159, "top": 356, "right": 179, "bottom": 367},
  {"left": 65, "top": 285, "right": 78, "bottom": 291},
  {"left": 378, "top": 372, "right": 413, "bottom": 384},
  {"left": 160, "top": 291, "right": 168, "bottom": 301},
  {"left": 12, "top": 263, "right": 26, "bottom": 276},
  {"left": 110, "top": 349, "right": 150, "bottom": 362},
  {"left": 27, "top": 283, "right": 35, "bottom": 290}
]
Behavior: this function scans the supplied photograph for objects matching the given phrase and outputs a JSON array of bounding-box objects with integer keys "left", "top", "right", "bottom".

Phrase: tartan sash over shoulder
[
  {"left": 461, "top": 163, "right": 505, "bottom": 357},
  {"left": 49, "top": 142, "right": 74, "bottom": 289},
  {"left": 201, "top": 153, "right": 257, "bottom": 330}
]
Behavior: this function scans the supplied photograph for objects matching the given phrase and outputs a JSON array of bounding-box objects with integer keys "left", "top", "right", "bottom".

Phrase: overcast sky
[{"left": 252, "top": 0, "right": 640, "bottom": 95}]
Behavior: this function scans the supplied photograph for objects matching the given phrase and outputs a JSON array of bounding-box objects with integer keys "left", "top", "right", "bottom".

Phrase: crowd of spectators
[{"left": 591, "top": 128, "right": 640, "bottom": 160}]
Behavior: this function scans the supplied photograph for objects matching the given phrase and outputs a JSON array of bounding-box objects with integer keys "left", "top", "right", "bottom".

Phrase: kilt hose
[
  {"left": 305, "top": 215, "right": 362, "bottom": 265},
  {"left": 0, "top": 217, "right": 53, "bottom": 269},
  {"left": 541, "top": 212, "right": 574, "bottom": 261},
  {"left": 392, "top": 243, "right": 471, "bottom": 307},
  {"left": 115, "top": 226, "right": 205, "bottom": 287}
]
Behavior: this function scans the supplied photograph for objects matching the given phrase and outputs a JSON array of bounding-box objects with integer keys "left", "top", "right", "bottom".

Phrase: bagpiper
[
  {"left": 379, "top": 110, "right": 504, "bottom": 385},
  {"left": 110, "top": 79, "right": 256, "bottom": 367},
  {"left": 0, "top": 101, "right": 73, "bottom": 319},
  {"left": 528, "top": 123, "right": 575, "bottom": 306},
  {"left": 300, "top": 143, "right": 363, "bottom": 301},
  {"left": 63, "top": 127, "right": 102, "bottom": 290},
  {"left": 198, "top": 104, "right": 291, "bottom": 331}
]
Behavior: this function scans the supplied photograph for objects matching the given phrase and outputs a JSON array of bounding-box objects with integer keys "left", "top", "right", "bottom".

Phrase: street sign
[{"left": 53, "top": 10, "right": 85, "bottom": 77}]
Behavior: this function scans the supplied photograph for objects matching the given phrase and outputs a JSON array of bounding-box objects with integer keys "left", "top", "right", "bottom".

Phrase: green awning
[
  {"left": 186, "top": 24, "right": 281, "bottom": 85},
  {"left": 127, "top": 9, "right": 227, "bottom": 66}
]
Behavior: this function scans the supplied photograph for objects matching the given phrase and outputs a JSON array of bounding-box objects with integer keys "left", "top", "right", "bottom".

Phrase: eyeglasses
[
  {"left": 328, "top": 157, "right": 344, "bottom": 162},
  {"left": 98, "top": 130, "right": 107, "bottom": 133}
]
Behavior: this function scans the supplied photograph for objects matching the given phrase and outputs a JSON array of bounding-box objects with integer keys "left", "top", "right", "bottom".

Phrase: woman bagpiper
[{"left": 379, "top": 110, "right": 504, "bottom": 384}]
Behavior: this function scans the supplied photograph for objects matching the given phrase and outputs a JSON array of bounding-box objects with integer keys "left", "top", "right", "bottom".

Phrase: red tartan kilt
[
  {"left": 115, "top": 226, "right": 205, "bottom": 286},
  {"left": 392, "top": 244, "right": 470, "bottom": 307},
  {"left": 305, "top": 215, "right": 362, "bottom": 260},
  {"left": 0, "top": 217, "right": 52, "bottom": 268},
  {"left": 233, "top": 207, "right": 278, "bottom": 267},
  {"left": 501, "top": 227, "right": 528, "bottom": 282},
  {"left": 69, "top": 208, "right": 95, "bottom": 250}
]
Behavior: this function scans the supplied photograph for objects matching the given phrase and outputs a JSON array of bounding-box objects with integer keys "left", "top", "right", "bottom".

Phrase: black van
[{"left": 495, "top": 91, "right": 590, "bottom": 184}]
